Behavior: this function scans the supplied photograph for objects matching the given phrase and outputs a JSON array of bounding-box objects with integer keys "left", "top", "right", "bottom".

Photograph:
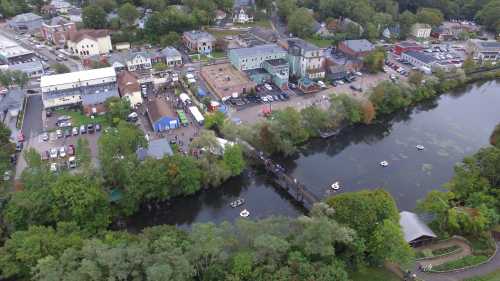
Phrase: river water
[{"left": 127, "top": 80, "right": 500, "bottom": 231}]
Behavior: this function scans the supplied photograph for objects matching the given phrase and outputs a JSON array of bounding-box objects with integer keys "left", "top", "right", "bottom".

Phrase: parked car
[
  {"left": 72, "top": 127, "right": 79, "bottom": 136},
  {"left": 282, "top": 93, "right": 290, "bottom": 100},
  {"left": 15, "top": 142, "right": 23, "bottom": 152},
  {"left": 68, "top": 156, "right": 76, "bottom": 169},
  {"left": 317, "top": 81, "right": 326, "bottom": 88},
  {"left": 273, "top": 95, "right": 280, "bottom": 101},
  {"left": 57, "top": 115, "right": 71, "bottom": 122},
  {"left": 67, "top": 144, "right": 75, "bottom": 156},
  {"left": 266, "top": 95, "right": 274, "bottom": 102},
  {"left": 41, "top": 151, "right": 49, "bottom": 161},
  {"left": 87, "top": 124, "right": 94, "bottom": 133},
  {"left": 127, "top": 112, "right": 138, "bottom": 122},
  {"left": 3, "top": 170, "right": 11, "bottom": 181},
  {"left": 41, "top": 132, "right": 49, "bottom": 141},
  {"left": 80, "top": 125, "right": 87, "bottom": 134},
  {"left": 261, "top": 96, "right": 269, "bottom": 102},
  {"left": 64, "top": 129, "right": 71, "bottom": 138},
  {"left": 59, "top": 147, "right": 66, "bottom": 158},
  {"left": 58, "top": 121, "right": 72, "bottom": 128},
  {"left": 264, "top": 83, "right": 272, "bottom": 91},
  {"left": 56, "top": 129, "right": 62, "bottom": 138},
  {"left": 50, "top": 163, "right": 58, "bottom": 172},
  {"left": 95, "top": 123, "right": 101, "bottom": 132},
  {"left": 49, "top": 148, "right": 58, "bottom": 159}
]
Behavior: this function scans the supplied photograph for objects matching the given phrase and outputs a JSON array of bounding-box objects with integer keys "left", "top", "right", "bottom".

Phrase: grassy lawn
[
  {"left": 235, "top": 19, "right": 272, "bottom": 28},
  {"left": 349, "top": 267, "right": 400, "bottom": 281},
  {"left": 306, "top": 37, "right": 334, "bottom": 48},
  {"left": 207, "top": 29, "right": 242, "bottom": 40},
  {"left": 55, "top": 108, "right": 110, "bottom": 127},
  {"left": 189, "top": 51, "right": 226, "bottom": 62},
  {"left": 464, "top": 269, "right": 500, "bottom": 281}
]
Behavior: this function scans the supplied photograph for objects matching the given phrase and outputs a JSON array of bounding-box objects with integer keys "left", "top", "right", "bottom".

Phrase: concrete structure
[
  {"left": 182, "top": 30, "right": 216, "bottom": 54},
  {"left": 41, "top": 67, "right": 118, "bottom": 108},
  {"left": 117, "top": 71, "right": 142, "bottom": 108},
  {"left": 7, "top": 13, "right": 43, "bottom": 32},
  {"left": 160, "top": 47, "right": 183, "bottom": 67},
  {"left": 200, "top": 63, "right": 256, "bottom": 100},
  {"left": 282, "top": 38, "right": 325, "bottom": 79},
  {"left": 136, "top": 138, "right": 173, "bottom": 161},
  {"left": 125, "top": 51, "right": 153, "bottom": 72},
  {"left": 401, "top": 51, "right": 437, "bottom": 70},
  {"left": 146, "top": 97, "right": 179, "bottom": 132},
  {"left": 399, "top": 211, "right": 437, "bottom": 247},
  {"left": 338, "top": 39, "right": 374, "bottom": 58},
  {"left": 41, "top": 17, "right": 76, "bottom": 48},
  {"left": 394, "top": 41, "right": 424, "bottom": 56},
  {"left": 229, "top": 44, "right": 289, "bottom": 89},
  {"left": 411, "top": 23, "right": 432, "bottom": 39},
  {"left": 67, "top": 29, "right": 112, "bottom": 57},
  {"left": 467, "top": 40, "right": 500, "bottom": 61},
  {"left": 0, "top": 34, "right": 44, "bottom": 77},
  {"left": 0, "top": 89, "right": 24, "bottom": 122},
  {"left": 233, "top": 6, "right": 254, "bottom": 24}
]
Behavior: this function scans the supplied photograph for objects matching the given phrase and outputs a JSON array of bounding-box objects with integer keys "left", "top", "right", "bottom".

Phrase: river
[{"left": 127, "top": 80, "right": 500, "bottom": 231}]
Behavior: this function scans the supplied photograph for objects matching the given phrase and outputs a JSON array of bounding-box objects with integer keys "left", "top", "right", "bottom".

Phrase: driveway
[{"left": 417, "top": 241, "right": 500, "bottom": 281}]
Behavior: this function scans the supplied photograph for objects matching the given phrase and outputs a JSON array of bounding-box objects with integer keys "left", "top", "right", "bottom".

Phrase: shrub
[{"left": 432, "top": 255, "right": 488, "bottom": 271}]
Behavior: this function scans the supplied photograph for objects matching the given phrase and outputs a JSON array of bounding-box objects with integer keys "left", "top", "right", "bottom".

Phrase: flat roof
[
  {"left": 403, "top": 51, "right": 437, "bottom": 64},
  {"left": 41, "top": 67, "right": 116, "bottom": 88},
  {"left": 230, "top": 44, "right": 285, "bottom": 58}
]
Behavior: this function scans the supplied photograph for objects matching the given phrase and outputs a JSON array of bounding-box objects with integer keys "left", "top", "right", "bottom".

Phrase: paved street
[{"left": 21, "top": 95, "right": 43, "bottom": 139}]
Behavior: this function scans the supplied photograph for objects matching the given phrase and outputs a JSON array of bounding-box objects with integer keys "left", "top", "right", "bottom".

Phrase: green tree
[
  {"left": 82, "top": 4, "right": 107, "bottom": 29},
  {"left": 276, "top": 0, "right": 297, "bottom": 20},
  {"left": 399, "top": 10, "right": 417, "bottom": 39},
  {"left": 76, "top": 138, "right": 92, "bottom": 170},
  {"left": 204, "top": 111, "right": 225, "bottom": 130},
  {"left": 475, "top": 0, "right": 500, "bottom": 33},
  {"left": 490, "top": 123, "right": 500, "bottom": 148},
  {"left": 160, "top": 31, "right": 181, "bottom": 47},
  {"left": 287, "top": 8, "right": 315, "bottom": 38},
  {"left": 223, "top": 144, "right": 245, "bottom": 176},
  {"left": 363, "top": 49, "right": 386, "bottom": 73},
  {"left": 105, "top": 96, "right": 131, "bottom": 124},
  {"left": 118, "top": 2, "right": 139, "bottom": 26},
  {"left": 93, "top": 0, "right": 116, "bottom": 12},
  {"left": 51, "top": 63, "right": 70, "bottom": 74},
  {"left": 416, "top": 7, "right": 444, "bottom": 27},
  {"left": 368, "top": 219, "right": 415, "bottom": 268},
  {"left": 408, "top": 70, "right": 424, "bottom": 86}
]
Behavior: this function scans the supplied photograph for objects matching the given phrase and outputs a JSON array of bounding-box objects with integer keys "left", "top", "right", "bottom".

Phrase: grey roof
[
  {"left": 161, "top": 46, "right": 181, "bottom": 58},
  {"left": 136, "top": 138, "right": 173, "bottom": 161},
  {"left": 476, "top": 41, "right": 500, "bottom": 49},
  {"left": 230, "top": 43, "right": 285, "bottom": 58},
  {"left": 234, "top": 0, "right": 255, "bottom": 7},
  {"left": 288, "top": 38, "right": 319, "bottom": 52},
  {"left": 46, "top": 16, "right": 70, "bottom": 26},
  {"left": 403, "top": 51, "right": 437, "bottom": 64},
  {"left": 8, "top": 61, "right": 44, "bottom": 73},
  {"left": 10, "top": 13, "right": 42, "bottom": 23},
  {"left": 0, "top": 89, "right": 24, "bottom": 112},
  {"left": 183, "top": 30, "right": 215, "bottom": 42},
  {"left": 343, "top": 39, "right": 374, "bottom": 53},
  {"left": 399, "top": 211, "right": 437, "bottom": 243}
]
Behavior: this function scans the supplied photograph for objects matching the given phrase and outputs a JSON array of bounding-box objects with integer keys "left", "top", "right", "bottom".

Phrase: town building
[
  {"left": 326, "top": 64, "right": 348, "bottom": 81},
  {"left": 232, "top": 6, "right": 254, "bottom": 24},
  {"left": 432, "top": 21, "right": 480, "bottom": 41},
  {"left": 41, "top": 4, "right": 57, "bottom": 17},
  {"left": 0, "top": 34, "right": 44, "bottom": 78},
  {"left": 40, "top": 67, "right": 118, "bottom": 109},
  {"left": 125, "top": 51, "right": 153, "bottom": 72},
  {"left": 0, "top": 89, "right": 24, "bottom": 122},
  {"left": 200, "top": 63, "right": 256, "bottom": 100},
  {"left": 466, "top": 40, "right": 500, "bottom": 61},
  {"left": 7, "top": 13, "right": 44, "bottom": 33},
  {"left": 399, "top": 211, "right": 437, "bottom": 247},
  {"left": 182, "top": 30, "right": 216, "bottom": 54},
  {"left": 401, "top": 51, "right": 437, "bottom": 70},
  {"left": 50, "top": 0, "right": 72, "bottom": 14},
  {"left": 67, "top": 29, "right": 112, "bottom": 57},
  {"left": 215, "top": 10, "right": 227, "bottom": 22},
  {"left": 229, "top": 44, "right": 289, "bottom": 89},
  {"left": 338, "top": 39, "right": 375, "bottom": 58},
  {"left": 411, "top": 23, "right": 432, "bottom": 39},
  {"left": 146, "top": 97, "right": 179, "bottom": 132},
  {"left": 160, "top": 47, "right": 183, "bottom": 67},
  {"left": 281, "top": 38, "right": 325, "bottom": 79},
  {"left": 136, "top": 138, "right": 173, "bottom": 161},
  {"left": 41, "top": 16, "right": 76, "bottom": 48},
  {"left": 382, "top": 25, "right": 400, "bottom": 39},
  {"left": 394, "top": 41, "right": 424, "bottom": 55},
  {"left": 117, "top": 71, "right": 143, "bottom": 108}
]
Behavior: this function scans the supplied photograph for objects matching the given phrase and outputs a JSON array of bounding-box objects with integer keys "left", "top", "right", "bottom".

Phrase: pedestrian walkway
[{"left": 416, "top": 238, "right": 472, "bottom": 267}]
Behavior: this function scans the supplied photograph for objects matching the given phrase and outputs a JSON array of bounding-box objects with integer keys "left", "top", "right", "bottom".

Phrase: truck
[{"left": 188, "top": 106, "right": 205, "bottom": 126}]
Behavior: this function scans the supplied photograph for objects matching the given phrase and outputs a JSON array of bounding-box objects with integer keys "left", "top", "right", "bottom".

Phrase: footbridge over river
[{"left": 236, "top": 139, "right": 320, "bottom": 211}]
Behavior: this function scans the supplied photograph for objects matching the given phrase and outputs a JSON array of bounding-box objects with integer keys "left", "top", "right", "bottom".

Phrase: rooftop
[
  {"left": 183, "top": 30, "right": 215, "bottom": 42},
  {"left": 161, "top": 46, "right": 181, "bottom": 58},
  {"left": 45, "top": 16, "right": 72, "bottom": 26},
  {"left": 41, "top": 67, "right": 116, "bottom": 88},
  {"left": 147, "top": 97, "right": 176, "bottom": 123},
  {"left": 475, "top": 40, "right": 500, "bottom": 49},
  {"left": 265, "top": 58, "right": 288, "bottom": 66},
  {"left": 398, "top": 41, "right": 422, "bottom": 48},
  {"left": 230, "top": 43, "right": 285, "bottom": 57},
  {"left": 403, "top": 51, "right": 437, "bottom": 64},
  {"left": 136, "top": 138, "right": 173, "bottom": 161},
  {"left": 10, "top": 13, "right": 42, "bottom": 23},
  {"left": 287, "top": 38, "right": 320, "bottom": 52},
  {"left": 342, "top": 39, "right": 374, "bottom": 53},
  {"left": 117, "top": 71, "right": 139, "bottom": 94},
  {"left": 68, "top": 29, "right": 109, "bottom": 43},
  {"left": 399, "top": 211, "right": 437, "bottom": 243},
  {"left": 413, "top": 23, "right": 432, "bottom": 29}
]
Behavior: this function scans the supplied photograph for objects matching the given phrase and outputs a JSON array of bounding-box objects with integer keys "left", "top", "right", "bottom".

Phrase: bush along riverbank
[{"left": 221, "top": 68, "right": 500, "bottom": 157}]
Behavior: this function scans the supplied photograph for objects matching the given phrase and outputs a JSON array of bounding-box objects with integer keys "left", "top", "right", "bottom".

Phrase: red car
[
  {"left": 17, "top": 131, "right": 24, "bottom": 142},
  {"left": 68, "top": 144, "right": 75, "bottom": 156}
]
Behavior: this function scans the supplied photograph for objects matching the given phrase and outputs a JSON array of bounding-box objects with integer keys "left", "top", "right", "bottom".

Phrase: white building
[
  {"left": 284, "top": 38, "right": 325, "bottom": 79},
  {"left": 41, "top": 67, "right": 118, "bottom": 108},
  {"left": 466, "top": 39, "right": 500, "bottom": 61},
  {"left": 411, "top": 23, "right": 432, "bottom": 39},
  {"left": 67, "top": 29, "right": 112, "bottom": 57},
  {"left": 401, "top": 51, "right": 437, "bottom": 71},
  {"left": 125, "top": 52, "right": 152, "bottom": 72},
  {"left": 232, "top": 6, "right": 254, "bottom": 24},
  {"left": 161, "top": 47, "right": 182, "bottom": 67},
  {"left": 0, "top": 34, "right": 44, "bottom": 78}
]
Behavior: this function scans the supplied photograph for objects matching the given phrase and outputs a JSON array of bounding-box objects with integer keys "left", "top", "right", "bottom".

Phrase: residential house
[
  {"left": 215, "top": 10, "right": 227, "bottom": 22},
  {"left": 326, "top": 63, "right": 348, "bottom": 81},
  {"left": 183, "top": 30, "right": 216, "bottom": 54},
  {"left": 136, "top": 138, "right": 173, "bottom": 161},
  {"left": 281, "top": 38, "right": 325, "bottom": 79},
  {"left": 411, "top": 23, "right": 432, "bottom": 39},
  {"left": 7, "top": 13, "right": 44, "bottom": 33},
  {"left": 117, "top": 71, "right": 143, "bottom": 108},
  {"left": 432, "top": 21, "right": 480, "bottom": 41},
  {"left": 41, "top": 17, "right": 76, "bottom": 48},
  {"left": 338, "top": 39, "right": 375, "bottom": 58},
  {"left": 67, "top": 29, "right": 112, "bottom": 57},
  {"left": 229, "top": 44, "right": 289, "bottom": 89},
  {"left": 399, "top": 211, "right": 437, "bottom": 247},
  {"left": 401, "top": 51, "right": 437, "bottom": 71},
  {"left": 394, "top": 41, "right": 424, "bottom": 55},
  {"left": 66, "top": 7, "right": 82, "bottom": 23},
  {"left": 146, "top": 97, "right": 179, "bottom": 132},
  {"left": 233, "top": 6, "right": 254, "bottom": 24},
  {"left": 160, "top": 47, "right": 183, "bottom": 67},
  {"left": 40, "top": 67, "right": 118, "bottom": 108},
  {"left": 382, "top": 25, "right": 400, "bottom": 40},
  {"left": 125, "top": 51, "right": 153, "bottom": 72},
  {"left": 466, "top": 40, "right": 500, "bottom": 61}
]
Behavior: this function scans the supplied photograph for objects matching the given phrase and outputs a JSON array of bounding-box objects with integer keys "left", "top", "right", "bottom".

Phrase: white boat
[
  {"left": 380, "top": 161, "right": 389, "bottom": 167},
  {"left": 416, "top": 145, "right": 425, "bottom": 150},
  {"left": 230, "top": 198, "right": 245, "bottom": 208},
  {"left": 240, "top": 209, "right": 250, "bottom": 217},
  {"left": 331, "top": 181, "right": 341, "bottom": 190}
]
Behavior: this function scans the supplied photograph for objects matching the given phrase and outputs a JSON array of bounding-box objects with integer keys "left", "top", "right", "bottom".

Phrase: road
[{"left": 22, "top": 95, "right": 43, "bottom": 138}]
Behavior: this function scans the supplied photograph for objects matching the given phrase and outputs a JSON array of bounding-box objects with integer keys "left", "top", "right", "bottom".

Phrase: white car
[
  {"left": 266, "top": 95, "right": 274, "bottom": 102},
  {"left": 68, "top": 156, "right": 76, "bottom": 169},
  {"left": 264, "top": 83, "right": 272, "bottom": 91},
  {"left": 56, "top": 129, "right": 62, "bottom": 138},
  {"left": 354, "top": 71, "right": 363, "bottom": 76},
  {"left": 337, "top": 80, "right": 344, "bottom": 85},
  {"left": 261, "top": 96, "right": 269, "bottom": 102},
  {"left": 49, "top": 148, "right": 58, "bottom": 159},
  {"left": 317, "top": 81, "right": 326, "bottom": 88},
  {"left": 50, "top": 163, "right": 58, "bottom": 172},
  {"left": 59, "top": 147, "right": 66, "bottom": 158}
]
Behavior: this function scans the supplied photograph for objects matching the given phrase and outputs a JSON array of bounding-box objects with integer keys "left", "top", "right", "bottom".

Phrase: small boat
[
  {"left": 331, "top": 181, "right": 341, "bottom": 190},
  {"left": 416, "top": 145, "right": 425, "bottom": 150},
  {"left": 380, "top": 161, "right": 389, "bottom": 167},
  {"left": 240, "top": 209, "right": 250, "bottom": 217},
  {"left": 230, "top": 198, "right": 245, "bottom": 208}
]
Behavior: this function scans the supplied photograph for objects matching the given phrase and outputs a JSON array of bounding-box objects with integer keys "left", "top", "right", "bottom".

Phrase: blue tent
[{"left": 198, "top": 88, "right": 207, "bottom": 97}]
